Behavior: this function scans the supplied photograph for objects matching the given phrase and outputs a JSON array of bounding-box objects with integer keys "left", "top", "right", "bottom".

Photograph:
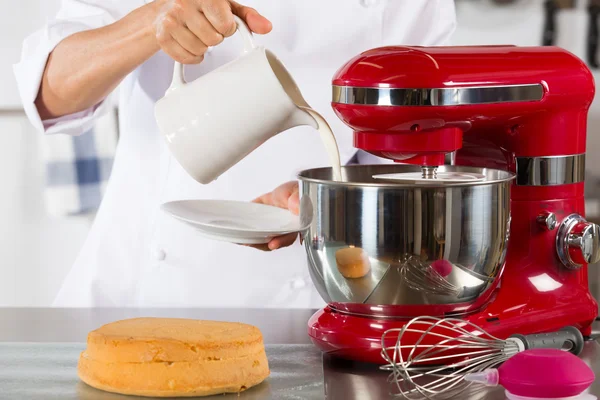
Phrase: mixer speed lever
[{"left": 556, "top": 214, "right": 600, "bottom": 269}]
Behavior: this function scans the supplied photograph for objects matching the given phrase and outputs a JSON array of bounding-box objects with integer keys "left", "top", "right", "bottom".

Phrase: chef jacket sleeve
[
  {"left": 13, "top": 1, "right": 130, "bottom": 136},
  {"left": 382, "top": 0, "right": 457, "bottom": 47}
]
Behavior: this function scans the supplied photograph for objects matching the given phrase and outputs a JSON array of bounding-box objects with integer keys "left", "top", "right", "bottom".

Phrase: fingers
[
  {"left": 253, "top": 181, "right": 299, "bottom": 212},
  {"left": 244, "top": 243, "right": 271, "bottom": 252},
  {"left": 199, "top": 0, "right": 273, "bottom": 36},
  {"left": 275, "top": 181, "right": 298, "bottom": 201},
  {"left": 252, "top": 192, "right": 272, "bottom": 207},
  {"left": 156, "top": 28, "right": 204, "bottom": 64},
  {"left": 253, "top": 190, "right": 284, "bottom": 209},
  {"left": 198, "top": 0, "right": 237, "bottom": 37},
  {"left": 154, "top": 1, "right": 207, "bottom": 64},
  {"left": 250, "top": 182, "right": 300, "bottom": 251},
  {"left": 155, "top": 0, "right": 271, "bottom": 65},
  {"left": 287, "top": 185, "right": 300, "bottom": 216},
  {"left": 268, "top": 233, "right": 298, "bottom": 250},
  {"left": 170, "top": 23, "right": 208, "bottom": 57},
  {"left": 229, "top": 1, "right": 272, "bottom": 34},
  {"left": 186, "top": 11, "right": 224, "bottom": 47},
  {"left": 243, "top": 233, "right": 297, "bottom": 252}
]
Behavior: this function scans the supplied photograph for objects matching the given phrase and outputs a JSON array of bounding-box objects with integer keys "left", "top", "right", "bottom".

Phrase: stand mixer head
[
  {"left": 332, "top": 46, "right": 591, "bottom": 171},
  {"left": 300, "top": 45, "right": 600, "bottom": 364}
]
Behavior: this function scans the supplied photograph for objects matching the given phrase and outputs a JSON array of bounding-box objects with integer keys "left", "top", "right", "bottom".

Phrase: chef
[{"left": 15, "top": 0, "right": 456, "bottom": 308}]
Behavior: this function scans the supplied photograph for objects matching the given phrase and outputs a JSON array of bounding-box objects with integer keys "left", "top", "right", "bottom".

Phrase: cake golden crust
[
  {"left": 78, "top": 350, "right": 270, "bottom": 397},
  {"left": 86, "top": 318, "right": 264, "bottom": 363},
  {"left": 78, "top": 318, "right": 270, "bottom": 397}
]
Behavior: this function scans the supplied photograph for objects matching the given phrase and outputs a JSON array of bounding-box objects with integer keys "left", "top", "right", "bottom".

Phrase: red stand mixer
[{"left": 297, "top": 46, "right": 600, "bottom": 364}]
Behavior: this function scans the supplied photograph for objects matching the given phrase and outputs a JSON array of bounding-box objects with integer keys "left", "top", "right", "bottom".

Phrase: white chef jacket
[{"left": 15, "top": 0, "right": 456, "bottom": 308}]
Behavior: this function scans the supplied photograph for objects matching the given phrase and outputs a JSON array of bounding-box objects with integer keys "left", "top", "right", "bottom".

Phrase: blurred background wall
[
  {"left": 0, "top": 0, "right": 88, "bottom": 306},
  {"left": 1, "top": 0, "right": 599, "bottom": 306}
]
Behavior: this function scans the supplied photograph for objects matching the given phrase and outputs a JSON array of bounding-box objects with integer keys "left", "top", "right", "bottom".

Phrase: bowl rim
[{"left": 297, "top": 165, "right": 516, "bottom": 188}]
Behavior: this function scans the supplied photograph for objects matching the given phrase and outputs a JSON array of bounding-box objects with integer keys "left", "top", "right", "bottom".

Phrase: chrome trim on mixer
[
  {"left": 326, "top": 304, "right": 472, "bottom": 320},
  {"left": 332, "top": 84, "right": 544, "bottom": 106},
  {"left": 515, "top": 154, "right": 585, "bottom": 186}
]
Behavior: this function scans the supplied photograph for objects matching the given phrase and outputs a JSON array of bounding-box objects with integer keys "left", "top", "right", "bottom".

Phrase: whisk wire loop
[{"left": 380, "top": 316, "right": 521, "bottom": 399}]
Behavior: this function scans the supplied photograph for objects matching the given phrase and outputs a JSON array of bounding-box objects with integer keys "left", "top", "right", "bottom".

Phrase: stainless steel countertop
[{"left": 0, "top": 308, "right": 598, "bottom": 400}]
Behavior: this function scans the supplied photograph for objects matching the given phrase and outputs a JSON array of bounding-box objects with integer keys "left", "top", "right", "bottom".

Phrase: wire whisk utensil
[
  {"left": 399, "top": 256, "right": 461, "bottom": 297},
  {"left": 380, "top": 316, "right": 584, "bottom": 399}
]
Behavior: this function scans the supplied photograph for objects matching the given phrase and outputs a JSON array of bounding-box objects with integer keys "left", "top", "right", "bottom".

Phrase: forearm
[{"left": 36, "top": 2, "right": 161, "bottom": 120}]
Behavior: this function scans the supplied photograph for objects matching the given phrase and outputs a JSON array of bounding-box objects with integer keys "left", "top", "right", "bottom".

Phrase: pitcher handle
[{"left": 168, "top": 15, "right": 256, "bottom": 92}]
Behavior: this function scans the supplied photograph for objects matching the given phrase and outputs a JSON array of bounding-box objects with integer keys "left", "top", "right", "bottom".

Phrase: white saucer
[
  {"left": 191, "top": 229, "right": 280, "bottom": 245},
  {"left": 161, "top": 200, "right": 311, "bottom": 244}
]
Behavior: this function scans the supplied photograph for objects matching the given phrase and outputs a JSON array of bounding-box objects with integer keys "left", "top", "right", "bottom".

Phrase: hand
[
  {"left": 153, "top": 0, "right": 272, "bottom": 64},
  {"left": 251, "top": 181, "right": 300, "bottom": 251}
]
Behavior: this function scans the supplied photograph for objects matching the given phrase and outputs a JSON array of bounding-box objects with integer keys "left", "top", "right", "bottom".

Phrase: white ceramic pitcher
[{"left": 154, "top": 16, "right": 318, "bottom": 185}]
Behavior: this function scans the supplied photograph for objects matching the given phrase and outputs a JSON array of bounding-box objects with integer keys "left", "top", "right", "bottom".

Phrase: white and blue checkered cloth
[{"left": 41, "top": 110, "right": 118, "bottom": 216}]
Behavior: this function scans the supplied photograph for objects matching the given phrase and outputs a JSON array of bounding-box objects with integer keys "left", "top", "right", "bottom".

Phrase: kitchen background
[{"left": 1, "top": 0, "right": 600, "bottom": 306}]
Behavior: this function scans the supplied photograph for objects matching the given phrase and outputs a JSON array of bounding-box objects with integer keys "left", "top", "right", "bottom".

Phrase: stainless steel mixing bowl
[{"left": 297, "top": 165, "right": 514, "bottom": 317}]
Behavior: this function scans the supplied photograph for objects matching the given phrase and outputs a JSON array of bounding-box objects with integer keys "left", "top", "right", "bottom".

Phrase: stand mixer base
[{"left": 309, "top": 305, "right": 596, "bottom": 365}]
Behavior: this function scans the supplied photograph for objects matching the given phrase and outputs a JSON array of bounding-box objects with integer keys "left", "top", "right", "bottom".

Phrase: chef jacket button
[
  {"left": 290, "top": 277, "right": 307, "bottom": 289},
  {"left": 360, "top": 0, "right": 380, "bottom": 7},
  {"left": 154, "top": 249, "right": 166, "bottom": 261}
]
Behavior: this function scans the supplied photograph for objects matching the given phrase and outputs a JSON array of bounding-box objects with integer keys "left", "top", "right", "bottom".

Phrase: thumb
[
  {"left": 229, "top": 1, "right": 272, "bottom": 34},
  {"left": 288, "top": 187, "right": 300, "bottom": 216}
]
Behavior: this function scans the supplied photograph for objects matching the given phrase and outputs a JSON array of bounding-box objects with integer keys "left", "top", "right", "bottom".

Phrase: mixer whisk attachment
[{"left": 380, "top": 316, "right": 584, "bottom": 399}]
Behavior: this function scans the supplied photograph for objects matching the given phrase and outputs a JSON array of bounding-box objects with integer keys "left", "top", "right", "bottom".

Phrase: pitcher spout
[{"left": 281, "top": 106, "right": 319, "bottom": 131}]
